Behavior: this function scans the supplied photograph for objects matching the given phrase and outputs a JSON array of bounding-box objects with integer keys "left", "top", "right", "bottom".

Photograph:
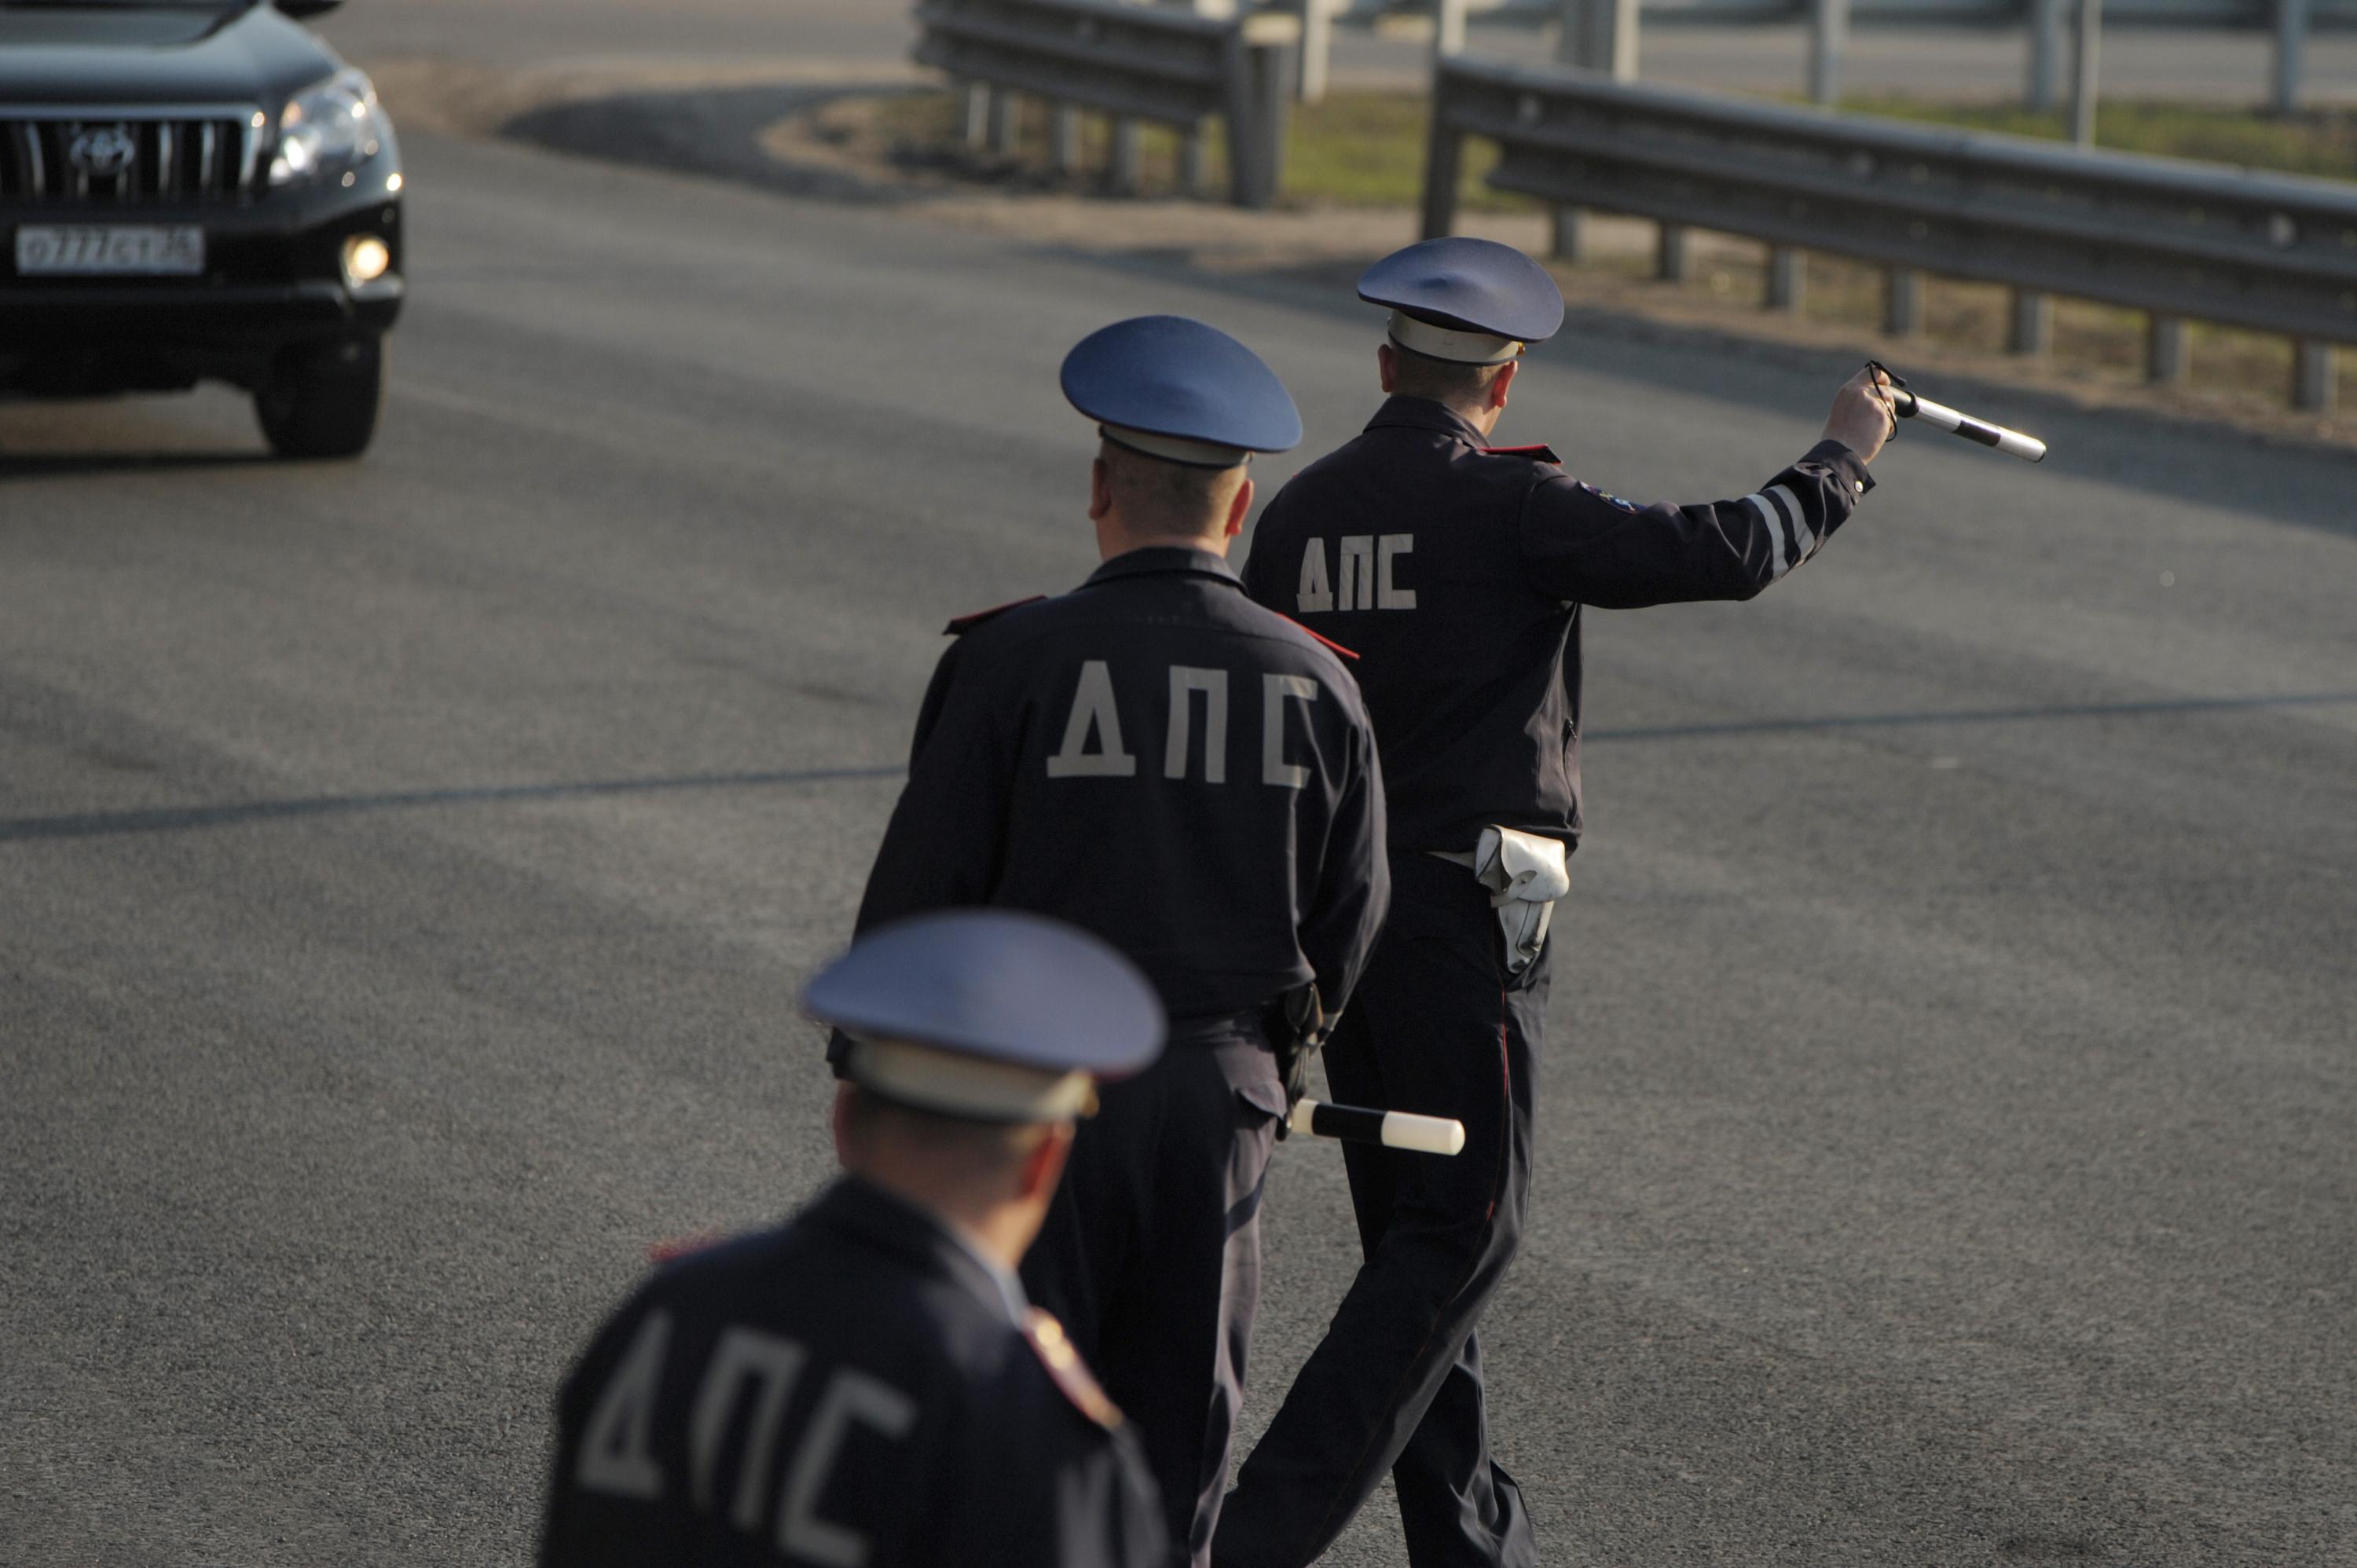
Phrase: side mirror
[{"left": 274, "top": 0, "right": 346, "bottom": 16}]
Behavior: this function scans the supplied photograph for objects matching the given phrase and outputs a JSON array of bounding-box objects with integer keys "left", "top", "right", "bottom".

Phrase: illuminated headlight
[
  {"left": 270, "top": 68, "right": 385, "bottom": 187},
  {"left": 343, "top": 234, "right": 391, "bottom": 286}
]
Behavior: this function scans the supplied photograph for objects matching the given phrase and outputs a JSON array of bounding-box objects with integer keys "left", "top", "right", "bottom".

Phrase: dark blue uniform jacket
[
  {"left": 540, "top": 1178, "right": 1168, "bottom": 1568},
  {"left": 1241, "top": 397, "right": 1874, "bottom": 852},
  {"left": 853, "top": 544, "right": 1388, "bottom": 1026}
]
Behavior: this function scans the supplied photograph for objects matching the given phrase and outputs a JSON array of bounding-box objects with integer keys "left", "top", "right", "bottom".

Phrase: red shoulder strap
[
  {"left": 1274, "top": 613, "right": 1359, "bottom": 661},
  {"left": 944, "top": 595, "right": 1047, "bottom": 636},
  {"left": 1024, "top": 1309, "right": 1125, "bottom": 1430},
  {"left": 1479, "top": 442, "right": 1563, "bottom": 465},
  {"left": 646, "top": 1231, "right": 722, "bottom": 1265}
]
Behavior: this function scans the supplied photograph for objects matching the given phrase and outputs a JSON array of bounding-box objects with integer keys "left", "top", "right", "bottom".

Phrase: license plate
[{"left": 15, "top": 225, "right": 204, "bottom": 277}]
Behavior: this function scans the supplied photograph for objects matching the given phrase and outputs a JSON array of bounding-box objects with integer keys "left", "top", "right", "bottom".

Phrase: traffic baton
[
  {"left": 1287, "top": 1097, "right": 1466, "bottom": 1156},
  {"left": 1868, "top": 361, "right": 2047, "bottom": 463}
]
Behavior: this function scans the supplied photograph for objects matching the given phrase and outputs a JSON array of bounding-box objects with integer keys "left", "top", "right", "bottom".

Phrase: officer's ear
[
  {"left": 1223, "top": 473, "right": 1254, "bottom": 540},
  {"left": 1489, "top": 358, "right": 1519, "bottom": 413},
  {"left": 1088, "top": 456, "right": 1114, "bottom": 523},
  {"left": 1018, "top": 1121, "right": 1074, "bottom": 1205},
  {"left": 830, "top": 1083, "right": 860, "bottom": 1169},
  {"left": 1376, "top": 343, "right": 1399, "bottom": 395}
]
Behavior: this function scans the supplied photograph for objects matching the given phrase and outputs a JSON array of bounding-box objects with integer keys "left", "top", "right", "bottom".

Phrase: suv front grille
[{"left": 1, "top": 110, "right": 266, "bottom": 203}]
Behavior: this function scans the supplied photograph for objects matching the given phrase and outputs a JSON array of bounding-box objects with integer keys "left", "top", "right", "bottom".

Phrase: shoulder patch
[
  {"left": 944, "top": 595, "right": 1047, "bottom": 636},
  {"left": 1575, "top": 481, "right": 1644, "bottom": 513},
  {"left": 1273, "top": 613, "right": 1359, "bottom": 661},
  {"left": 1024, "top": 1308, "right": 1124, "bottom": 1431},
  {"left": 1479, "top": 442, "right": 1563, "bottom": 465}
]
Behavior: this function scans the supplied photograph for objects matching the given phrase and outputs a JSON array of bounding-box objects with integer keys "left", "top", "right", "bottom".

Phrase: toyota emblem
[{"left": 67, "top": 124, "right": 139, "bottom": 179}]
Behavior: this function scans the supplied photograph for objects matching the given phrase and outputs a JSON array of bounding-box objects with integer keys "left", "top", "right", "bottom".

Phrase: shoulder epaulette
[
  {"left": 1024, "top": 1309, "right": 1124, "bottom": 1431},
  {"left": 646, "top": 1231, "right": 723, "bottom": 1265},
  {"left": 1479, "top": 442, "right": 1562, "bottom": 465},
  {"left": 1274, "top": 613, "right": 1359, "bottom": 661},
  {"left": 944, "top": 595, "right": 1047, "bottom": 636}
]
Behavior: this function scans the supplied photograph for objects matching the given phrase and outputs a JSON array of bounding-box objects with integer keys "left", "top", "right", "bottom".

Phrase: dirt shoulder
[{"left": 367, "top": 57, "right": 2357, "bottom": 456}]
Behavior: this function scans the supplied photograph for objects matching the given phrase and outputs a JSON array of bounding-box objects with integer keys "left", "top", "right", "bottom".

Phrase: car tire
[{"left": 255, "top": 337, "right": 383, "bottom": 460}]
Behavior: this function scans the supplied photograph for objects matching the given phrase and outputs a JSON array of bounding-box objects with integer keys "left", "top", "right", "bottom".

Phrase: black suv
[{"left": 1, "top": 0, "right": 402, "bottom": 457}]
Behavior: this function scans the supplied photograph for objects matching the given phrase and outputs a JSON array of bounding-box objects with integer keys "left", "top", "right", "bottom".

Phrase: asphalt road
[{"left": 5, "top": 46, "right": 2356, "bottom": 1568}]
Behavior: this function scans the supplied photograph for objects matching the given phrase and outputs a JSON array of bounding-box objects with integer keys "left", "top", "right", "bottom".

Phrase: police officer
[
  {"left": 839, "top": 315, "right": 1390, "bottom": 1566},
  {"left": 541, "top": 910, "right": 1170, "bottom": 1568},
  {"left": 1216, "top": 238, "right": 1896, "bottom": 1568}
]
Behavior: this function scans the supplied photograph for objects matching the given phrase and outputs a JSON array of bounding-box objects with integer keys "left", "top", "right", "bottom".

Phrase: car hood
[{"left": 0, "top": 4, "right": 343, "bottom": 111}]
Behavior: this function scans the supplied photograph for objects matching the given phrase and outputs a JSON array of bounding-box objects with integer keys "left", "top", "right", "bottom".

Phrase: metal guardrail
[
  {"left": 1421, "top": 54, "right": 2357, "bottom": 406},
  {"left": 1282, "top": 0, "right": 2352, "bottom": 113},
  {"left": 913, "top": 0, "right": 1302, "bottom": 207},
  {"left": 1324, "top": 0, "right": 2357, "bottom": 25}
]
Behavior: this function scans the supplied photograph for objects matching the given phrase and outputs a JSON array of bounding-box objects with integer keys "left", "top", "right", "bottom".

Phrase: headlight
[
  {"left": 269, "top": 68, "right": 384, "bottom": 187},
  {"left": 342, "top": 234, "right": 391, "bottom": 286}
]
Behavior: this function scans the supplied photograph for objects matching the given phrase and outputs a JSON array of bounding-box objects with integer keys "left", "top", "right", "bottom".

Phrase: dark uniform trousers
[
  {"left": 1024, "top": 1013, "right": 1291, "bottom": 1568},
  {"left": 1217, "top": 855, "right": 1545, "bottom": 1568}
]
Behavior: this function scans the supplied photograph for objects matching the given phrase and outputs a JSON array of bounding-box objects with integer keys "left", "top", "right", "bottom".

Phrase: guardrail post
[
  {"left": 1546, "top": 0, "right": 1638, "bottom": 258},
  {"left": 2273, "top": 0, "right": 2310, "bottom": 116},
  {"left": 1299, "top": 0, "right": 1332, "bottom": 104},
  {"left": 2146, "top": 316, "right": 2187, "bottom": 384},
  {"left": 1571, "top": 0, "right": 1640, "bottom": 77},
  {"left": 1768, "top": 247, "right": 1805, "bottom": 313},
  {"left": 961, "top": 82, "right": 991, "bottom": 150},
  {"left": 1552, "top": 209, "right": 1583, "bottom": 263},
  {"left": 1884, "top": 266, "right": 1923, "bottom": 337},
  {"left": 1109, "top": 118, "right": 1142, "bottom": 195},
  {"left": 1223, "top": 31, "right": 1292, "bottom": 209},
  {"left": 1545, "top": 1, "right": 1579, "bottom": 265},
  {"left": 1051, "top": 104, "right": 1083, "bottom": 176},
  {"left": 988, "top": 87, "right": 1020, "bottom": 157},
  {"left": 1420, "top": 82, "right": 1466, "bottom": 240},
  {"left": 2293, "top": 340, "right": 2335, "bottom": 412},
  {"left": 1435, "top": 0, "right": 1469, "bottom": 59},
  {"left": 1259, "top": 36, "right": 1294, "bottom": 196},
  {"left": 1179, "top": 127, "right": 1210, "bottom": 198},
  {"left": 2010, "top": 290, "right": 2053, "bottom": 355},
  {"left": 1809, "top": 0, "right": 1849, "bottom": 106},
  {"left": 1658, "top": 222, "right": 1689, "bottom": 282},
  {"left": 2070, "top": 0, "right": 2102, "bottom": 148},
  {"left": 2026, "top": 0, "right": 2064, "bottom": 111}
]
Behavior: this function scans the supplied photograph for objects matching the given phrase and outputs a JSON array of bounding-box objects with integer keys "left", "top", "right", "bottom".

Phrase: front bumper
[{"left": 0, "top": 181, "right": 404, "bottom": 394}]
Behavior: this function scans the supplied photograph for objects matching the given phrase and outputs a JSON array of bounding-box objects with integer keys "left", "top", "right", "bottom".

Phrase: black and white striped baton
[
  {"left": 1868, "top": 361, "right": 2047, "bottom": 463},
  {"left": 1287, "top": 1098, "right": 1467, "bottom": 1156}
]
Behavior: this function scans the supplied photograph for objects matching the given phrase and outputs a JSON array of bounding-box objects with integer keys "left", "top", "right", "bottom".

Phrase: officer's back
[
  {"left": 541, "top": 1187, "right": 1157, "bottom": 1567},
  {"left": 1246, "top": 414, "right": 1599, "bottom": 852},
  {"left": 541, "top": 912, "right": 1170, "bottom": 1568},
  {"left": 903, "top": 550, "right": 1369, "bottom": 1020}
]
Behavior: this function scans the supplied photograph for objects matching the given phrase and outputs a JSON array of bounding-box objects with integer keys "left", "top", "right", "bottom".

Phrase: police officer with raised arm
[
  {"left": 838, "top": 316, "right": 1390, "bottom": 1567},
  {"left": 1217, "top": 238, "right": 1896, "bottom": 1568},
  {"left": 541, "top": 910, "right": 1170, "bottom": 1568}
]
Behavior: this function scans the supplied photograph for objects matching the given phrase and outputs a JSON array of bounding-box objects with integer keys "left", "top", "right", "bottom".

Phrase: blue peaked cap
[
  {"left": 1061, "top": 315, "right": 1303, "bottom": 465},
  {"left": 805, "top": 910, "right": 1166, "bottom": 1080},
  {"left": 1358, "top": 237, "right": 1565, "bottom": 344}
]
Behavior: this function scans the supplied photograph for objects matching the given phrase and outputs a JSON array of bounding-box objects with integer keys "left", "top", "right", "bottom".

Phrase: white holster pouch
[{"left": 1433, "top": 826, "right": 1571, "bottom": 976}]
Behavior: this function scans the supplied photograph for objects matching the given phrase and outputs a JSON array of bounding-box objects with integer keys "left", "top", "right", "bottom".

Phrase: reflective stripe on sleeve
[
  {"left": 1767, "top": 483, "right": 1814, "bottom": 562},
  {"left": 1747, "top": 493, "right": 1791, "bottom": 581}
]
